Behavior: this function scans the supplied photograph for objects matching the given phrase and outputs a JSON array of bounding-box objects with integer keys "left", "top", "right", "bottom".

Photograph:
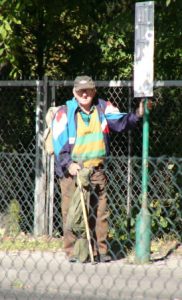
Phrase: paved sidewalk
[{"left": 0, "top": 250, "right": 182, "bottom": 300}]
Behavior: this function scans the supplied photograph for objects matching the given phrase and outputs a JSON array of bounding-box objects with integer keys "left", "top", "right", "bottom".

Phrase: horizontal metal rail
[{"left": 0, "top": 80, "right": 182, "bottom": 87}]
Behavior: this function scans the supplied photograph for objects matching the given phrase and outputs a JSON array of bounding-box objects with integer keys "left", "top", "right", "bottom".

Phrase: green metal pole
[
  {"left": 135, "top": 98, "right": 151, "bottom": 264},
  {"left": 142, "top": 98, "right": 149, "bottom": 209}
]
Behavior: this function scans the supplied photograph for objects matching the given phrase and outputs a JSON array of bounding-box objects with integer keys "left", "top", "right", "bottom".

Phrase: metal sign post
[{"left": 134, "top": 1, "right": 154, "bottom": 264}]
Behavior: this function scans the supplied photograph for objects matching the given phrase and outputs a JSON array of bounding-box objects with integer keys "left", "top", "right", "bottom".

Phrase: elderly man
[{"left": 52, "top": 75, "right": 144, "bottom": 263}]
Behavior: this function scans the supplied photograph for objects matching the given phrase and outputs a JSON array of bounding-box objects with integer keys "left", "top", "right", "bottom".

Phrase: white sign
[{"left": 134, "top": 1, "right": 154, "bottom": 98}]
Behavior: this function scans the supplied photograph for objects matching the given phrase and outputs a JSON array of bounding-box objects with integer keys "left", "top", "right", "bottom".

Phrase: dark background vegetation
[
  {"left": 0, "top": 0, "right": 181, "bottom": 241},
  {"left": 0, "top": 0, "right": 181, "bottom": 80}
]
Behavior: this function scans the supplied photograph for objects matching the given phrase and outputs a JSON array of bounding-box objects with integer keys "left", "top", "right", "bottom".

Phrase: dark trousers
[{"left": 59, "top": 168, "right": 109, "bottom": 257}]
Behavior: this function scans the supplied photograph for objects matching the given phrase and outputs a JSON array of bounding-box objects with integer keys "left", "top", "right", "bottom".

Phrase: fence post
[
  {"left": 127, "top": 87, "right": 132, "bottom": 233},
  {"left": 46, "top": 83, "right": 56, "bottom": 236},
  {"left": 34, "top": 77, "right": 48, "bottom": 236}
]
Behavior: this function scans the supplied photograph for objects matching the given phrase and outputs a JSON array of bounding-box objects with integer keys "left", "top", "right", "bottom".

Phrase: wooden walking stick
[{"left": 77, "top": 171, "right": 95, "bottom": 264}]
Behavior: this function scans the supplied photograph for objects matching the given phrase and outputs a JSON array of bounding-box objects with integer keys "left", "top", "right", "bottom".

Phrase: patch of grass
[
  {"left": 0, "top": 233, "right": 63, "bottom": 251},
  {"left": 125, "top": 235, "right": 181, "bottom": 264},
  {"left": 151, "top": 236, "right": 181, "bottom": 258}
]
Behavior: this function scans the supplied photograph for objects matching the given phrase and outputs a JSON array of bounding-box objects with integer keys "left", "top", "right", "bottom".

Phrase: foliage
[
  {"left": 0, "top": 0, "right": 181, "bottom": 79},
  {"left": 5, "top": 199, "right": 21, "bottom": 237},
  {"left": 109, "top": 158, "right": 182, "bottom": 248},
  {"left": 150, "top": 87, "right": 182, "bottom": 157},
  {"left": 155, "top": 0, "right": 182, "bottom": 79},
  {"left": 0, "top": 87, "right": 35, "bottom": 152},
  {"left": 109, "top": 190, "right": 182, "bottom": 251}
]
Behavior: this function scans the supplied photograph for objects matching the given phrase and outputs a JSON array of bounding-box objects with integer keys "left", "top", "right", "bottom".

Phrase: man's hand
[
  {"left": 136, "top": 99, "right": 144, "bottom": 117},
  {"left": 136, "top": 99, "right": 153, "bottom": 117},
  {"left": 68, "top": 163, "right": 81, "bottom": 176}
]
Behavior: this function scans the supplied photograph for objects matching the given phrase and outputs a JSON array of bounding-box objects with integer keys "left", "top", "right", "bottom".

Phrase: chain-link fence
[{"left": 0, "top": 79, "right": 182, "bottom": 299}]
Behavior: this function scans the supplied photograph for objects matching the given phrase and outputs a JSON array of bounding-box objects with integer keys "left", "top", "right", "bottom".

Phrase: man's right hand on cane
[{"left": 68, "top": 162, "right": 81, "bottom": 176}]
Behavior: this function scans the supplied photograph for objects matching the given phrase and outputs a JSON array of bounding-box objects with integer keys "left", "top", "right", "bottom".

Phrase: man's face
[{"left": 73, "top": 88, "right": 96, "bottom": 110}]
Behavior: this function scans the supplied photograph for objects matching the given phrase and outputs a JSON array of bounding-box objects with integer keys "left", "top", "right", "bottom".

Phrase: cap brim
[{"left": 74, "top": 85, "right": 95, "bottom": 91}]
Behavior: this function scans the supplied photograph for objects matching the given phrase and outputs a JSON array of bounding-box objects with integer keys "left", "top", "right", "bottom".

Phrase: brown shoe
[{"left": 93, "top": 254, "right": 111, "bottom": 263}]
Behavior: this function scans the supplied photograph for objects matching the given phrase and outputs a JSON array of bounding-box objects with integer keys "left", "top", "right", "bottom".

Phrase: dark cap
[{"left": 74, "top": 75, "right": 95, "bottom": 91}]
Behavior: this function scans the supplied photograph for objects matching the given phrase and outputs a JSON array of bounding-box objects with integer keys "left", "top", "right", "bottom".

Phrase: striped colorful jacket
[{"left": 52, "top": 97, "right": 140, "bottom": 177}]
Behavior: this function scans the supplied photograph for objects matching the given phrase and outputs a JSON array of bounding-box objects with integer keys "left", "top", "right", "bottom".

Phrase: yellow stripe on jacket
[{"left": 71, "top": 108, "right": 106, "bottom": 167}]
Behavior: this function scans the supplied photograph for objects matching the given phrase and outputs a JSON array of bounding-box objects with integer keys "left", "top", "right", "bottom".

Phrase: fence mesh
[{"left": 0, "top": 80, "right": 182, "bottom": 300}]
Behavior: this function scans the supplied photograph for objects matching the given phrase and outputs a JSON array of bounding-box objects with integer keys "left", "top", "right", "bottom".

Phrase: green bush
[{"left": 5, "top": 199, "right": 21, "bottom": 237}]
